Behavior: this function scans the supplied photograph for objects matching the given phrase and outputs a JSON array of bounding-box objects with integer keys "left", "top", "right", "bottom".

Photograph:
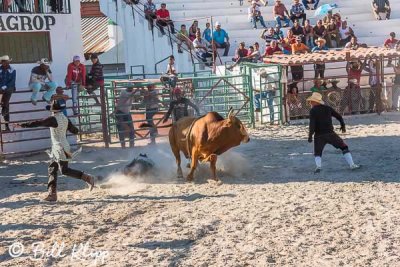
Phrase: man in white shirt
[
  {"left": 163, "top": 55, "right": 178, "bottom": 88},
  {"left": 193, "top": 31, "right": 213, "bottom": 66},
  {"left": 248, "top": 1, "right": 267, "bottom": 29}
]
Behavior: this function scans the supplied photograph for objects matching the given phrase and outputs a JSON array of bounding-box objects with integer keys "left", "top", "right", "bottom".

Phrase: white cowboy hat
[
  {"left": 315, "top": 38, "right": 326, "bottom": 45},
  {"left": 306, "top": 92, "right": 325, "bottom": 104},
  {"left": 0, "top": 55, "right": 12, "bottom": 62},
  {"left": 37, "top": 58, "right": 51, "bottom": 66}
]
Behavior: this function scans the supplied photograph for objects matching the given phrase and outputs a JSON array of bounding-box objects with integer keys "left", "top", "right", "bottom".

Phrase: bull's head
[{"left": 227, "top": 108, "right": 250, "bottom": 144}]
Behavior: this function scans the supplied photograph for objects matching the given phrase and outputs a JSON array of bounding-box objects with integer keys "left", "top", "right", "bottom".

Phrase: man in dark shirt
[
  {"left": 162, "top": 87, "right": 200, "bottom": 123},
  {"left": 0, "top": 55, "right": 16, "bottom": 132},
  {"left": 372, "top": 0, "right": 390, "bottom": 20},
  {"left": 15, "top": 100, "right": 96, "bottom": 201},
  {"left": 307, "top": 92, "right": 360, "bottom": 173}
]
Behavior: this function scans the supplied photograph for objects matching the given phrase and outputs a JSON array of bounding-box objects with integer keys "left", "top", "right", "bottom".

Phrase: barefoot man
[
  {"left": 16, "top": 100, "right": 95, "bottom": 201},
  {"left": 307, "top": 92, "right": 361, "bottom": 173}
]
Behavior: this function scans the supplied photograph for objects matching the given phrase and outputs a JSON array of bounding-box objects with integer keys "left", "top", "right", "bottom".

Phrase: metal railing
[{"left": 0, "top": 0, "right": 72, "bottom": 14}]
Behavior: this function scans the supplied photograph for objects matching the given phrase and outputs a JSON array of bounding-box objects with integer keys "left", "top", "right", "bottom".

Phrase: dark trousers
[
  {"left": 291, "top": 65, "right": 304, "bottom": 81},
  {"left": 314, "top": 64, "right": 325, "bottom": 79},
  {"left": 215, "top": 42, "right": 230, "bottom": 57},
  {"left": 146, "top": 108, "right": 158, "bottom": 143},
  {"left": 50, "top": 0, "right": 63, "bottom": 12},
  {"left": 302, "top": 0, "right": 319, "bottom": 9},
  {"left": 115, "top": 110, "right": 135, "bottom": 147},
  {"left": 156, "top": 19, "right": 175, "bottom": 35},
  {"left": 290, "top": 14, "right": 307, "bottom": 25},
  {"left": 0, "top": 87, "right": 13, "bottom": 128},
  {"left": 48, "top": 160, "right": 83, "bottom": 189},
  {"left": 314, "top": 132, "right": 349, "bottom": 157},
  {"left": 145, "top": 13, "right": 157, "bottom": 28}
]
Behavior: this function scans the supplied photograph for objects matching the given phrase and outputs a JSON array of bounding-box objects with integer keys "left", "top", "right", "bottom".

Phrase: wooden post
[
  {"left": 100, "top": 85, "right": 110, "bottom": 147},
  {"left": 375, "top": 57, "right": 383, "bottom": 115}
]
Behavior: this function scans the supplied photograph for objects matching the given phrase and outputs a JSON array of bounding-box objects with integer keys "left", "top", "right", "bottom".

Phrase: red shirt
[
  {"left": 156, "top": 9, "right": 170, "bottom": 19},
  {"left": 348, "top": 68, "right": 362, "bottom": 85},
  {"left": 265, "top": 46, "right": 282, "bottom": 56},
  {"left": 384, "top": 38, "right": 398, "bottom": 48},
  {"left": 66, "top": 62, "right": 86, "bottom": 86}
]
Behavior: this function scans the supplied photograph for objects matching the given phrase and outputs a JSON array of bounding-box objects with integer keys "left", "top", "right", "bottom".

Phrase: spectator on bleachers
[
  {"left": 302, "top": 0, "right": 319, "bottom": 10},
  {"left": 372, "top": 0, "right": 391, "bottom": 20},
  {"left": 189, "top": 20, "right": 199, "bottom": 41},
  {"left": 263, "top": 40, "right": 282, "bottom": 56},
  {"left": 66, "top": 56, "right": 86, "bottom": 115},
  {"left": 249, "top": 0, "right": 268, "bottom": 7},
  {"left": 275, "top": 25, "right": 284, "bottom": 39},
  {"left": 291, "top": 20, "right": 304, "bottom": 40},
  {"left": 303, "top": 19, "right": 314, "bottom": 48},
  {"left": 0, "top": 55, "right": 15, "bottom": 132},
  {"left": 233, "top": 42, "right": 248, "bottom": 62},
  {"left": 273, "top": 0, "right": 290, "bottom": 28},
  {"left": 291, "top": 36, "right": 309, "bottom": 54},
  {"left": 245, "top": 46, "right": 259, "bottom": 62},
  {"left": 384, "top": 32, "right": 398, "bottom": 67},
  {"left": 193, "top": 31, "right": 213, "bottom": 66},
  {"left": 177, "top": 24, "right": 191, "bottom": 53},
  {"left": 213, "top": 22, "right": 230, "bottom": 57},
  {"left": 290, "top": 0, "right": 306, "bottom": 26},
  {"left": 114, "top": 85, "right": 138, "bottom": 148},
  {"left": 312, "top": 38, "right": 328, "bottom": 80},
  {"left": 345, "top": 36, "right": 360, "bottom": 50},
  {"left": 252, "top": 42, "right": 262, "bottom": 62},
  {"left": 86, "top": 54, "right": 103, "bottom": 105},
  {"left": 393, "top": 63, "right": 400, "bottom": 111},
  {"left": 333, "top": 13, "right": 342, "bottom": 28},
  {"left": 339, "top": 21, "right": 354, "bottom": 47},
  {"left": 156, "top": 3, "right": 175, "bottom": 35},
  {"left": 310, "top": 79, "right": 326, "bottom": 93},
  {"left": 144, "top": 0, "right": 157, "bottom": 29},
  {"left": 326, "top": 18, "right": 340, "bottom": 48},
  {"left": 260, "top": 27, "right": 279, "bottom": 46},
  {"left": 322, "top": 10, "right": 333, "bottom": 27},
  {"left": 313, "top": 20, "right": 327, "bottom": 43},
  {"left": 30, "top": 58, "right": 57, "bottom": 106},
  {"left": 248, "top": 1, "right": 267, "bottom": 29},
  {"left": 202, "top": 22, "right": 212, "bottom": 43},
  {"left": 282, "top": 29, "right": 296, "bottom": 54}
]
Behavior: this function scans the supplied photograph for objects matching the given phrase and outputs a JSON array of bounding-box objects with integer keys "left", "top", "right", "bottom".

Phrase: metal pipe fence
[{"left": 0, "top": 0, "right": 72, "bottom": 13}]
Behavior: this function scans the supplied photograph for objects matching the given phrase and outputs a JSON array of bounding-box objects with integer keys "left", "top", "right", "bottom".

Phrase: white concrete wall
[
  {"left": 100, "top": 0, "right": 195, "bottom": 75},
  {"left": 0, "top": 1, "right": 82, "bottom": 155},
  {"left": 97, "top": 24, "right": 126, "bottom": 66}
]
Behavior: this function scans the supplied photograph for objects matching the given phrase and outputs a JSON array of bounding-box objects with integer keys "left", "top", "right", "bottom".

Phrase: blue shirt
[
  {"left": 0, "top": 66, "right": 16, "bottom": 89},
  {"left": 312, "top": 46, "right": 328, "bottom": 52},
  {"left": 203, "top": 28, "right": 212, "bottom": 43},
  {"left": 213, "top": 29, "right": 229, "bottom": 44}
]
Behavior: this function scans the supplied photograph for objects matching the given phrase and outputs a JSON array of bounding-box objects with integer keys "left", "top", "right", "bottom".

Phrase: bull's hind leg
[
  {"left": 169, "top": 129, "right": 183, "bottom": 178},
  {"left": 209, "top": 154, "right": 219, "bottom": 181},
  {"left": 187, "top": 151, "right": 199, "bottom": 182}
]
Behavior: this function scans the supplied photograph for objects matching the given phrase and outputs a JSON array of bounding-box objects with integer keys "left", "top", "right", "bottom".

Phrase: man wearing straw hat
[
  {"left": 307, "top": 92, "right": 360, "bottom": 173},
  {"left": 0, "top": 55, "right": 16, "bottom": 132},
  {"left": 15, "top": 100, "right": 96, "bottom": 202},
  {"left": 29, "top": 58, "right": 57, "bottom": 106}
]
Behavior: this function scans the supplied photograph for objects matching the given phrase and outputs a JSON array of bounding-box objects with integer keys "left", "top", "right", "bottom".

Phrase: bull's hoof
[
  {"left": 186, "top": 163, "right": 191, "bottom": 169},
  {"left": 207, "top": 179, "right": 223, "bottom": 185},
  {"left": 186, "top": 176, "right": 194, "bottom": 182}
]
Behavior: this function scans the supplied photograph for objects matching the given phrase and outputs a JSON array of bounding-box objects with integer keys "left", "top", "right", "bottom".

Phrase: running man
[
  {"left": 162, "top": 87, "right": 200, "bottom": 123},
  {"left": 307, "top": 92, "right": 361, "bottom": 173}
]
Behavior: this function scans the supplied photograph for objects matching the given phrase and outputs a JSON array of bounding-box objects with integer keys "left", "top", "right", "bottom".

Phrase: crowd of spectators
[{"left": 1, "top": 0, "right": 66, "bottom": 13}]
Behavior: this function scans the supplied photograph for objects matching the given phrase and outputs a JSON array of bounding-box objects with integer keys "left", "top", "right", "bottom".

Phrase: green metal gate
[
  {"left": 242, "top": 63, "right": 283, "bottom": 126},
  {"left": 190, "top": 74, "right": 254, "bottom": 126}
]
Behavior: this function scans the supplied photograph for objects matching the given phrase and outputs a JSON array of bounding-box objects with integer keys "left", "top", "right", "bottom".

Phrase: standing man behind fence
[
  {"left": 0, "top": 55, "right": 15, "bottom": 132},
  {"left": 162, "top": 88, "right": 200, "bottom": 123}
]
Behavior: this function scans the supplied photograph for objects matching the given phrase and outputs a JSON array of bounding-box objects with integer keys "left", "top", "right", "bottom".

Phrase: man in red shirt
[
  {"left": 156, "top": 3, "right": 175, "bottom": 35},
  {"left": 263, "top": 40, "right": 282, "bottom": 57},
  {"left": 384, "top": 32, "right": 398, "bottom": 67}
]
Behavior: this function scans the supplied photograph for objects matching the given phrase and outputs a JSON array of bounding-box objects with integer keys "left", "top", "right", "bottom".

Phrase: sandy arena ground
[{"left": 0, "top": 112, "right": 400, "bottom": 267}]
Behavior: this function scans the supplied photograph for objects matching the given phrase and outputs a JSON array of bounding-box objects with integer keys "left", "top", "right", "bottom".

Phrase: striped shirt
[{"left": 290, "top": 3, "right": 305, "bottom": 15}]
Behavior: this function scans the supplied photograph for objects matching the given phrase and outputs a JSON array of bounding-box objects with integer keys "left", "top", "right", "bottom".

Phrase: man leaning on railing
[{"left": 0, "top": 55, "right": 16, "bottom": 132}]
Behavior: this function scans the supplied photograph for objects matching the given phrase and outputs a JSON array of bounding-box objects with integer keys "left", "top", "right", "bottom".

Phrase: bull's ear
[{"left": 228, "top": 108, "right": 235, "bottom": 122}]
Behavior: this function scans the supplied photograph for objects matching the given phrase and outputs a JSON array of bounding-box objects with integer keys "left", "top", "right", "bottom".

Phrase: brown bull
[{"left": 168, "top": 109, "right": 250, "bottom": 182}]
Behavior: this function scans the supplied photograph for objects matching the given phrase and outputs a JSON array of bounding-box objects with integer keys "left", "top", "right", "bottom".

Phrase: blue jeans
[
  {"left": 255, "top": 91, "right": 275, "bottom": 122},
  {"left": 70, "top": 83, "right": 81, "bottom": 115},
  {"left": 30, "top": 81, "right": 58, "bottom": 103},
  {"left": 393, "top": 84, "right": 400, "bottom": 110},
  {"left": 302, "top": 0, "right": 319, "bottom": 9},
  {"left": 275, "top": 16, "right": 290, "bottom": 27},
  {"left": 115, "top": 110, "right": 135, "bottom": 147},
  {"left": 251, "top": 16, "right": 266, "bottom": 28}
]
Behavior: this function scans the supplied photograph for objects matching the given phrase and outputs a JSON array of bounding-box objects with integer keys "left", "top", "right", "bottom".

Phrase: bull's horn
[{"left": 228, "top": 107, "right": 234, "bottom": 119}]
